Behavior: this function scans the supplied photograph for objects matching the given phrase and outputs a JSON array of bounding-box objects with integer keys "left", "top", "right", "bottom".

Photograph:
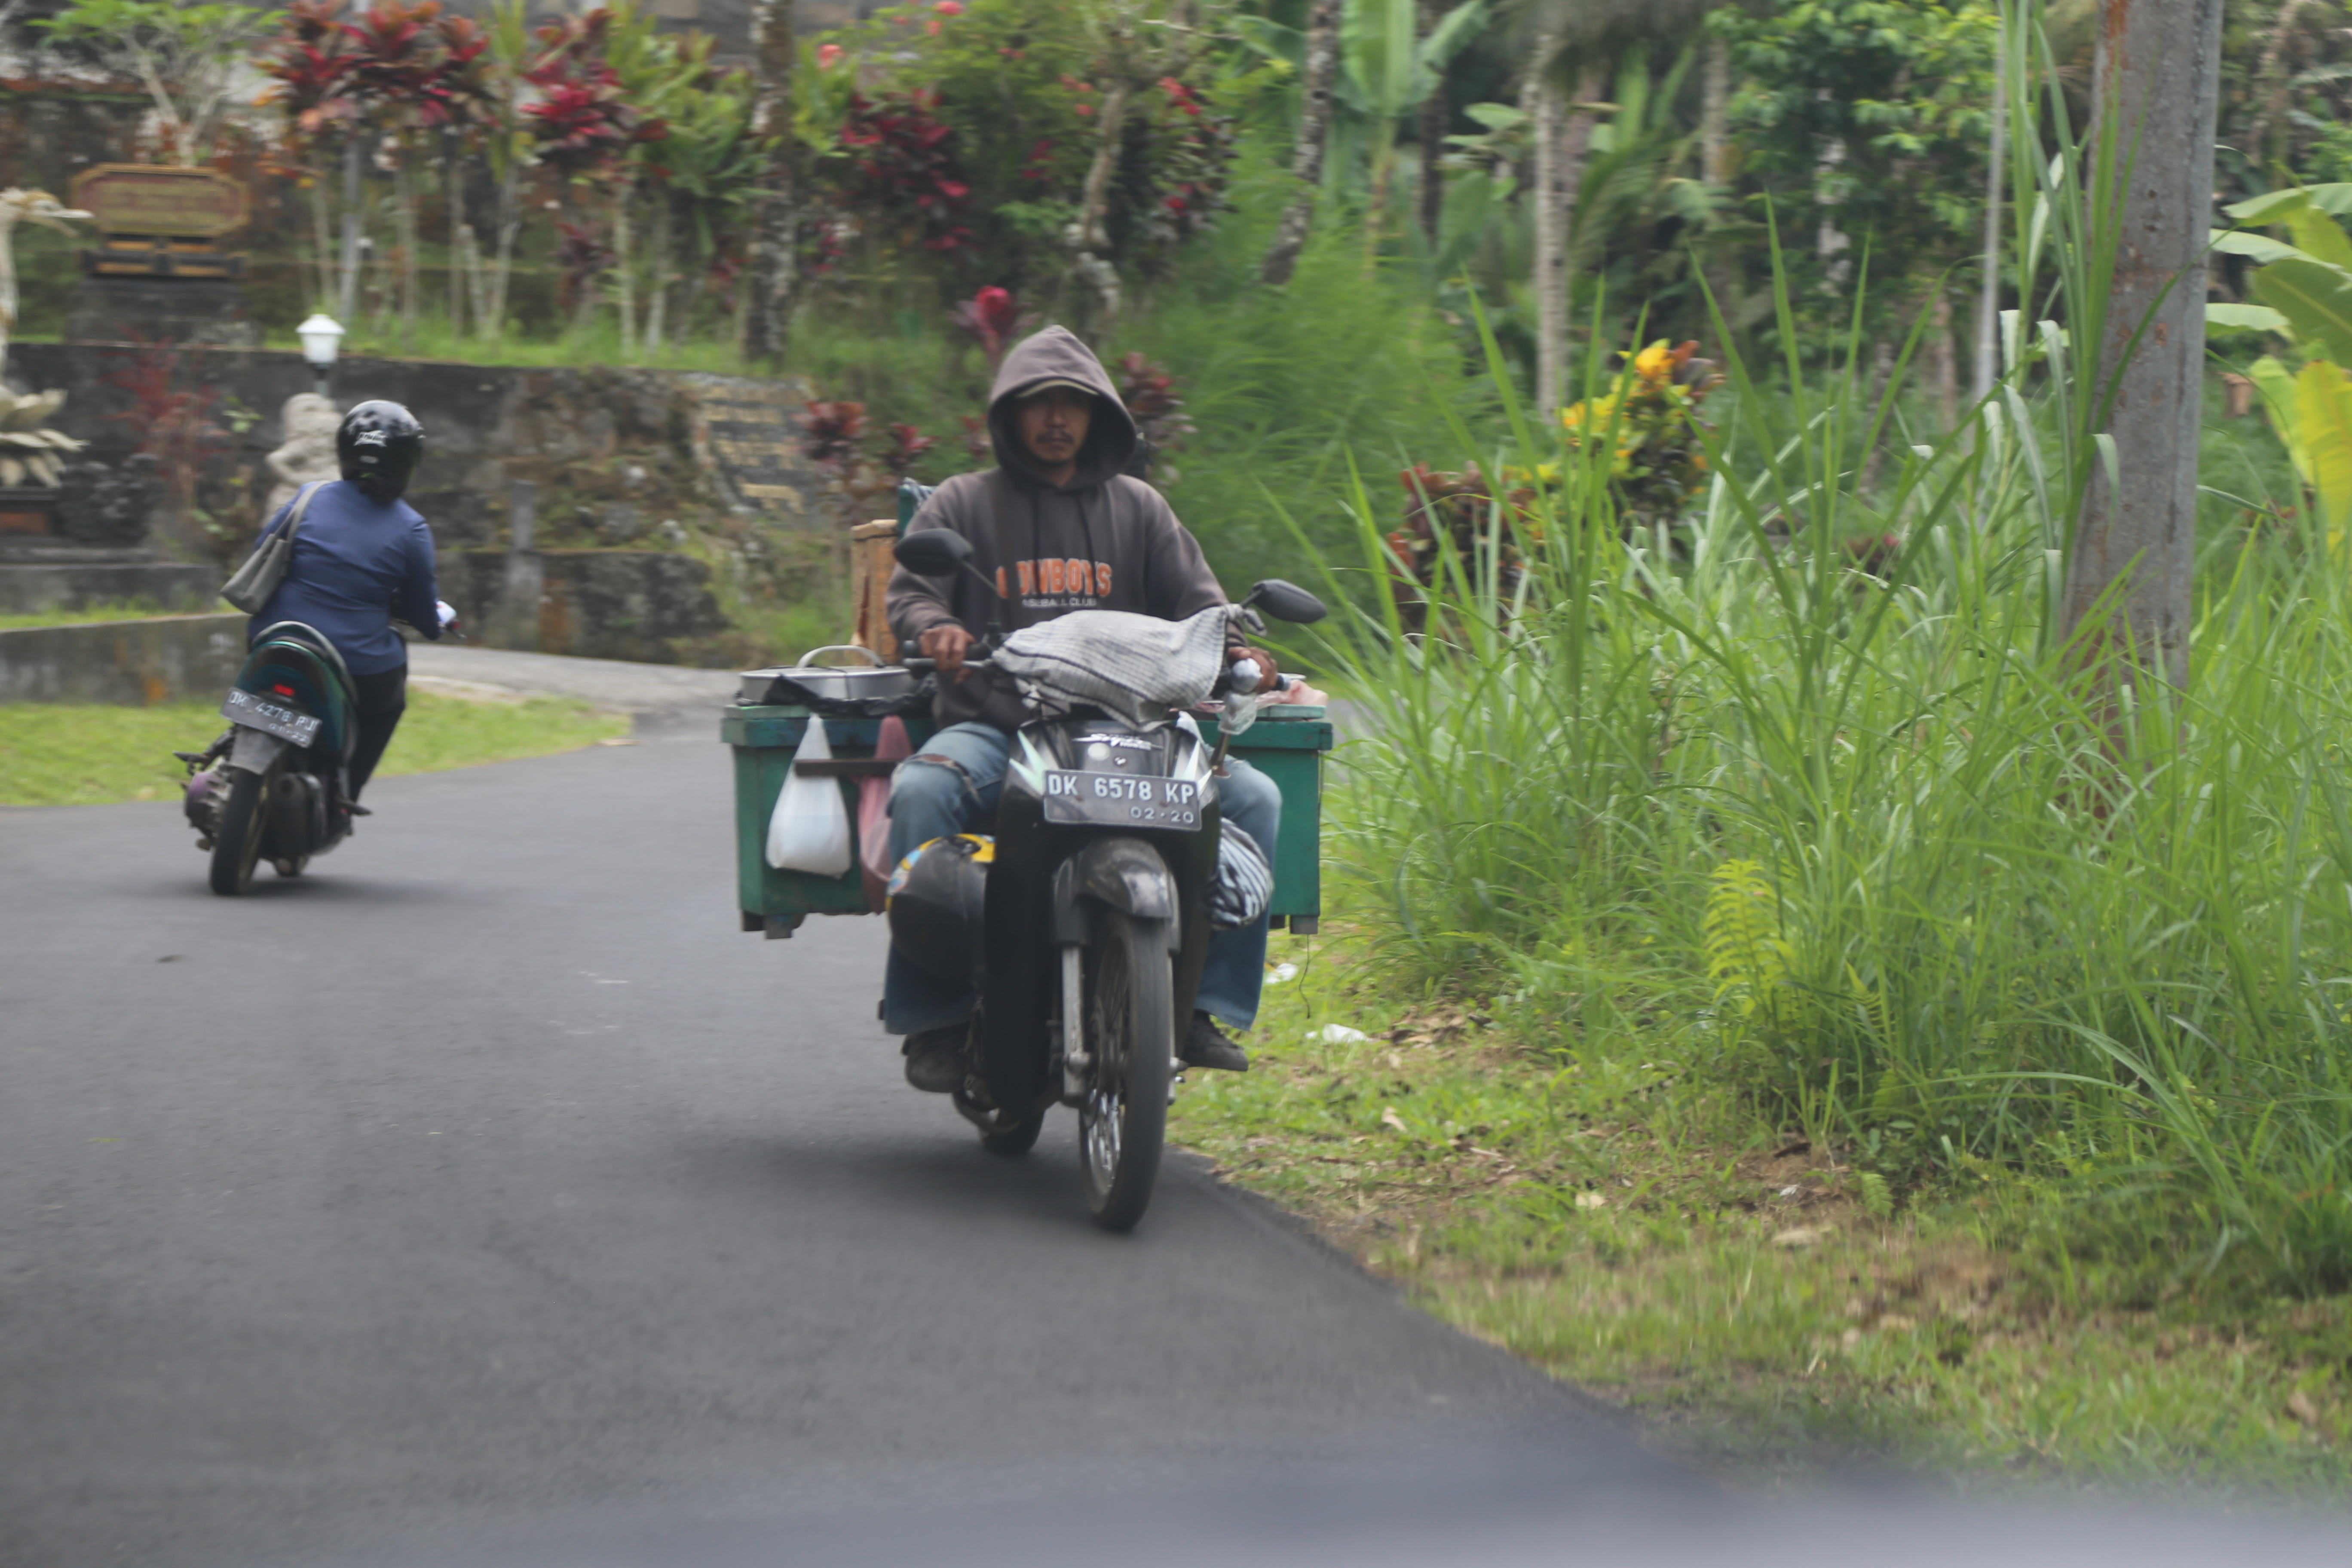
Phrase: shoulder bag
[{"left": 220, "top": 481, "right": 327, "bottom": 614}]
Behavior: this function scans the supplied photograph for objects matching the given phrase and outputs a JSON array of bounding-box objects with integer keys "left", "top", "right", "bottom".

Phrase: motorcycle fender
[
  {"left": 227, "top": 725, "right": 288, "bottom": 775},
  {"left": 1055, "top": 839, "right": 1182, "bottom": 950}
]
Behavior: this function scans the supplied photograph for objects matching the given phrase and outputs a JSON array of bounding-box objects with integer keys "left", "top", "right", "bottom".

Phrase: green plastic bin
[{"left": 724, "top": 703, "right": 1333, "bottom": 937}]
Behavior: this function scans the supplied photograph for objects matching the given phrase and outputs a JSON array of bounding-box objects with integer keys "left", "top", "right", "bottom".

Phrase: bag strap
[{"left": 276, "top": 480, "right": 325, "bottom": 542}]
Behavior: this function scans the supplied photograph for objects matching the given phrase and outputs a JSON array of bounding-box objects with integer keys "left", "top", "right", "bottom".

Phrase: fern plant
[{"left": 1702, "top": 859, "right": 1790, "bottom": 1021}]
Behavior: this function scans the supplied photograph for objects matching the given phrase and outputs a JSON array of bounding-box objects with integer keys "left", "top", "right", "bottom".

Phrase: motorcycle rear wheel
[
  {"left": 1078, "top": 907, "right": 1173, "bottom": 1231},
  {"left": 207, "top": 769, "right": 270, "bottom": 897}
]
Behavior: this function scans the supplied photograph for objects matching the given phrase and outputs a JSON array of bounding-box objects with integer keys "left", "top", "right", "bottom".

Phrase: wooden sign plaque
[{"left": 69, "top": 165, "right": 250, "bottom": 279}]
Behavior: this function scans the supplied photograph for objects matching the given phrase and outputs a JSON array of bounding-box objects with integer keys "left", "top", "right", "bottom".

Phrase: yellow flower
[{"left": 1633, "top": 340, "right": 1674, "bottom": 383}]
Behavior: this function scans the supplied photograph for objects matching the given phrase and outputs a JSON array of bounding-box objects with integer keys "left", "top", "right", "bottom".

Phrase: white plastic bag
[{"left": 765, "top": 722, "right": 853, "bottom": 875}]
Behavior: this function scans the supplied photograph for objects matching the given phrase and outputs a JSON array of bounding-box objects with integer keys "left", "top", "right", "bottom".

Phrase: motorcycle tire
[
  {"left": 1078, "top": 906, "right": 1173, "bottom": 1232},
  {"left": 208, "top": 769, "right": 270, "bottom": 897}
]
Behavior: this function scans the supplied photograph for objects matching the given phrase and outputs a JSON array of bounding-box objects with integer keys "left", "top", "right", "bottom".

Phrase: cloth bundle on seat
[
  {"left": 1207, "top": 824, "right": 1272, "bottom": 930},
  {"left": 993, "top": 605, "right": 1228, "bottom": 722}
]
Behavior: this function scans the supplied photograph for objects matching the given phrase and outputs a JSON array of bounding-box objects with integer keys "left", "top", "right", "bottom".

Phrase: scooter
[
  {"left": 177, "top": 621, "right": 361, "bottom": 896},
  {"left": 890, "top": 527, "right": 1326, "bottom": 1230}
]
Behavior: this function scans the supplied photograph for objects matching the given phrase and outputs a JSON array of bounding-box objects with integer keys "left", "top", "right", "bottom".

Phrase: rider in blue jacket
[{"left": 246, "top": 401, "right": 451, "bottom": 801}]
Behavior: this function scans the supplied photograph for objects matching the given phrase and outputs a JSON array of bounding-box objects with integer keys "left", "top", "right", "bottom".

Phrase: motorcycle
[
  {"left": 176, "top": 621, "right": 361, "bottom": 896},
  {"left": 888, "top": 527, "right": 1326, "bottom": 1231}
]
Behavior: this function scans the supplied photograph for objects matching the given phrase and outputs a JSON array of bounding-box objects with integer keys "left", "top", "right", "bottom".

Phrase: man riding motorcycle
[
  {"left": 245, "top": 401, "right": 453, "bottom": 805},
  {"left": 884, "top": 326, "right": 1283, "bottom": 1093}
]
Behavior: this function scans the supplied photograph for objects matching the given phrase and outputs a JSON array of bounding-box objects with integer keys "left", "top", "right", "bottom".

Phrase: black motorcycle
[
  {"left": 177, "top": 621, "right": 361, "bottom": 895},
  {"left": 889, "top": 527, "right": 1325, "bottom": 1230}
]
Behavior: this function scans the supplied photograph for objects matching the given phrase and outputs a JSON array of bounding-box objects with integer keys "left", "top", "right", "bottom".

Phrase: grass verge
[
  {"left": 0, "top": 690, "right": 629, "bottom": 807},
  {"left": 0, "top": 602, "right": 226, "bottom": 630},
  {"left": 1171, "top": 916, "right": 2352, "bottom": 1498}
]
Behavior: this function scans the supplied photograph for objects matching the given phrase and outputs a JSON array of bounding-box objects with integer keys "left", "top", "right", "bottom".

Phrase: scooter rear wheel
[
  {"left": 207, "top": 769, "right": 270, "bottom": 897},
  {"left": 1078, "top": 907, "right": 1173, "bottom": 1231}
]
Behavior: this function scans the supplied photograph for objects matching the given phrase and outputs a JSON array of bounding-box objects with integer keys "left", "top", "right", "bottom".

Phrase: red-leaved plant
[
  {"left": 1114, "top": 352, "right": 1194, "bottom": 486},
  {"left": 836, "top": 89, "right": 973, "bottom": 256},
  {"left": 947, "top": 286, "right": 1034, "bottom": 370},
  {"left": 1387, "top": 463, "right": 1531, "bottom": 636},
  {"left": 797, "top": 401, "right": 870, "bottom": 476}
]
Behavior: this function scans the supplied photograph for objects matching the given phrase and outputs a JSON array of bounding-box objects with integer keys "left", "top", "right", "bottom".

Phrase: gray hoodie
[{"left": 886, "top": 325, "right": 1237, "bottom": 729}]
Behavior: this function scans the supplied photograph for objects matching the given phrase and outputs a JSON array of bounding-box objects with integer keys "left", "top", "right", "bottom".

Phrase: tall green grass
[{"left": 1293, "top": 18, "right": 2352, "bottom": 1302}]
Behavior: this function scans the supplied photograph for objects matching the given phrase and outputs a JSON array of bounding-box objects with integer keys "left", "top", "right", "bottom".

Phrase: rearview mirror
[
  {"left": 894, "top": 528, "right": 973, "bottom": 576},
  {"left": 1247, "top": 579, "right": 1326, "bottom": 625}
]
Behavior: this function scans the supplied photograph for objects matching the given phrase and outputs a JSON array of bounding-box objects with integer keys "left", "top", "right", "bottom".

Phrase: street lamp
[{"left": 297, "top": 314, "right": 343, "bottom": 400}]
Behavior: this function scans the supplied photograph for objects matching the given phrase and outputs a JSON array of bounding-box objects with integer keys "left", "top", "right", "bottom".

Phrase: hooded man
[{"left": 883, "top": 325, "right": 1281, "bottom": 1093}]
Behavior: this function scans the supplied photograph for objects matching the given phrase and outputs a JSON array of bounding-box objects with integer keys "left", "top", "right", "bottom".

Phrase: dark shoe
[
  {"left": 1181, "top": 1012, "right": 1250, "bottom": 1073},
  {"left": 902, "top": 1026, "right": 967, "bottom": 1093}
]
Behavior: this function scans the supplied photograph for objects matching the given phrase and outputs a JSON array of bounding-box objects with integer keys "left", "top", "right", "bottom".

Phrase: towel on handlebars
[{"left": 993, "top": 605, "right": 1229, "bottom": 723}]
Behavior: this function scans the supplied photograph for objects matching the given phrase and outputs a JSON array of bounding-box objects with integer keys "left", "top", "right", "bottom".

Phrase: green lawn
[{"left": 0, "top": 690, "right": 629, "bottom": 807}]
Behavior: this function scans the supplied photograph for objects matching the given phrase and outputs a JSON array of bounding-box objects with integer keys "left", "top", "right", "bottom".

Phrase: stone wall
[
  {"left": 0, "top": 613, "right": 244, "bottom": 704},
  {"left": 438, "top": 548, "right": 729, "bottom": 666},
  {"left": 7, "top": 343, "right": 835, "bottom": 665},
  {"left": 8, "top": 343, "right": 826, "bottom": 550}
]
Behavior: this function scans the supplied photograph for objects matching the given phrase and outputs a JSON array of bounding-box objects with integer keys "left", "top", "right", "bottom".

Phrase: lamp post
[{"left": 296, "top": 313, "right": 343, "bottom": 401}]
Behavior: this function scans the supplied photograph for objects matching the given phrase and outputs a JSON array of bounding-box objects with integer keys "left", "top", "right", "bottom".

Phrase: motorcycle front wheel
[
  {"left": 1078, "top": 906, "right": 1173, "bottom": 1231},
  {"left": 207, "top": 769, "right": 270, "bottom": 897}
]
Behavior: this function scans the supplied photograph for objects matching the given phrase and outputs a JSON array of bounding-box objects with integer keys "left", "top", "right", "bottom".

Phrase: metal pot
[{"left": 738, "top": 645, "right": 917, "bottom": 705}]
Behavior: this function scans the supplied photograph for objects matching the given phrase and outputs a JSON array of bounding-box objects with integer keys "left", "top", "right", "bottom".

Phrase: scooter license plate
[
  {"left": 222, "top": 687, "right": 322, "bottom": 746},
  {"left": 1041, "top": 769, "right": 1204, "bottom": 831}
]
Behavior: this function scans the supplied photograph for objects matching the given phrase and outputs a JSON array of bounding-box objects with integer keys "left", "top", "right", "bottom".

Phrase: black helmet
[
  {"left": 885, "top": 833, "right": 991, "bottom": 982},
  {"left": 337, "top": 401, "right": 425, "bottom": 501}
]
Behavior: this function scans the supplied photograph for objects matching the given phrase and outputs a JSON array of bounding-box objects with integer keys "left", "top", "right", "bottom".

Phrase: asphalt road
[{"left": 0, "top": 712, "right": 1663, "bottom": 1567}]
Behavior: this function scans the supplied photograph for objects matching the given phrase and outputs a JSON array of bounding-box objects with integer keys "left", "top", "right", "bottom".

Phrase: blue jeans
[{"left": 882, "top": 720, "right": 1279, "bottom": 1036}]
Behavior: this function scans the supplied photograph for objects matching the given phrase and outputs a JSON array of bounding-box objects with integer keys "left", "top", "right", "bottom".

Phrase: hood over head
[{"left": 986, "top": 325, "right": 1136, "bottom": 490}]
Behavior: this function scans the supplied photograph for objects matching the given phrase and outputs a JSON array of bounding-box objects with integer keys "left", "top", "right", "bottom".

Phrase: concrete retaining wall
[
  {"left": 0, "top": 615, "right": 245, "bottom": 705},
  {"left": 0, "top": 562, "right": 222, "bottom": 616}
]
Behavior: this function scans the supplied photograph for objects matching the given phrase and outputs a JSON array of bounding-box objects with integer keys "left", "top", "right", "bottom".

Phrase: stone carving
[
  {"left": 54, "top": 454, "right": 162, "bottom": 547},
  {"left": 0, "top": 189, "right": 94, "bottom": 380},
  {"left": 264, "top": 393, "right": 341, "bottom": 514},
  {"left": 0, "top": 387, "right": 84, "bottom": 488}
]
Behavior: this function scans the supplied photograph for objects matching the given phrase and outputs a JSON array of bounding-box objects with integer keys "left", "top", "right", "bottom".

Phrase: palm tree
[
  {"left": 743, "top": 0, "right": 795, "bottom": 365},
  {"left": 1516, "top": 0, "right": 1722, "bottom": 407},
  {"left": 1262, "top": 0, "right": 1342, "bottom": 286}
]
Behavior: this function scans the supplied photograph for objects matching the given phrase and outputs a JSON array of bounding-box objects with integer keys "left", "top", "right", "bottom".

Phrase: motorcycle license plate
[
  {"left": 222, "top": 687, "right": 322, "bottom": 746},
  {"left": 1042, "top": 769, "right": 1204, "bottom": 831}
]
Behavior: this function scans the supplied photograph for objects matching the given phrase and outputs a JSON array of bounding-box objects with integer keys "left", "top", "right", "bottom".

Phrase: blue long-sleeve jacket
[{"left": 246, "top": 480, "right": 441, "bottom": 676}]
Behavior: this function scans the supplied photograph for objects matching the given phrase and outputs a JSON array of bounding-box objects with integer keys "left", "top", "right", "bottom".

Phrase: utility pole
[{"left": 2059, "top": 0, "right": 2223, "bottom": 693}]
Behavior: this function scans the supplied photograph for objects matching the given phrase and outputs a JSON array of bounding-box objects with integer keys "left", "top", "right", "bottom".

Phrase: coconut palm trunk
[
  {"left": 742, "top": 0, "right": 796, "bottom": 365},
  {"left": 2060, "top": 0, "right": 2224, "bottom": 692},
  {"left": 309, "top": 150, "right": 338, "bottom": 310},
  {"left": 1262, "top": 0, "right": 1341, "bottom": 286},
  {"left": 1416, "top": 0, "right": 1447, "bottom": 246},
  {"left": 443, "top": 132, "right": 467, "bottom": 338},
  {"left": 394, "top": 144, "right": 421, "bottom": 353},
  {"left": 487, "top": 151, "right": 521, "bottom": 340},
  {"left": 613, "top": 184, "right": 637, "bottom": 358},
  {"left": 1529, "top": 41, "right": 1565, "bottom": 410},
  {"left": 337, "top": 135, "right": 364, "bottom": 324}
]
